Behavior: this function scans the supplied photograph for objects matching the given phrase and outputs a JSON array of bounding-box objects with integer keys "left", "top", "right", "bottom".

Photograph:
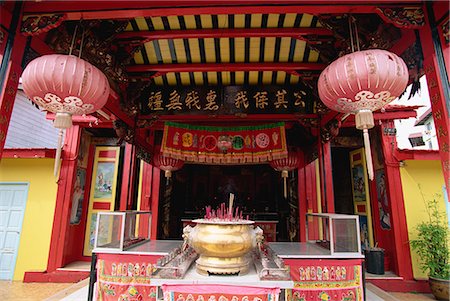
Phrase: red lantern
[
  {"left": 21, "top": 54, "right": 110, "bottom": 176},
  {"left": 153, "top": 152, "right": 184, "bottom": 179},
  {"left": 270, "top": 151, "right": 300, "bottom": 198},
  {"left": 318, "top": 49, "right": 408, "bottom": 180}
]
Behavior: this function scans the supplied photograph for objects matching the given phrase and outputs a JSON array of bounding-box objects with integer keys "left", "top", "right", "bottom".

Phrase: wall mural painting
[
  {"left": 375, "top": 169, "right": 391, "bottom": 230},
  {"left": 94, "top": 162, "right": 115, "bottom": 199},
  {"left": 352, "top": 165, "right": 366, "bottom": 202},
  {"left": 70, "top": 168, "right": 86, "bottom": 225}
]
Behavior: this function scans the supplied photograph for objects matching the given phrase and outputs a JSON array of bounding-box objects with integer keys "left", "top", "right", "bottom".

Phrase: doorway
[{"left": 0, "top": 183, "right": 29, "bottom": 280}]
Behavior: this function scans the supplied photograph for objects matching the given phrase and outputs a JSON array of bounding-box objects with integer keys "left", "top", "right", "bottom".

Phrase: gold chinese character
[
  {"left": 166, "top": 90, "right": 182, "bottom": 111},
  {"left": 235, "top": 91, "right": 249, "bottom": 109},
  {"left": 204, "top": 90, "right": 219, "bottom": 111},
  {"left": 274, "top": 89, "right": 288, "bottom": 109},
  {"left": 253, "top": 91, "right": 268, "bottom": 109},
  {"left": 442, "top": 142, "right": 449, "bottom": 153},
  {"left": 428, "top": 79, "right": 437, "bottom": 88},
  {"left": 431, "top": 94, "right": 439, "bottom": 105},
  {"left": 6, "top": 86, "right": 15, "bottom": 96},
  {"left": 438, "top": 126, "right": 447, "bottom": 137},
  {"left": 185, "top": 91, "right": 201, "bottom": 110},
  {"left": 434, "top": 110, "right": 442, "bottom": 120},
  {"left": 294, "top": 91, "right": 307, "bottom": 107},
  {"left": 148, "top": 91, "right": 164, "bottom": 111},
  {"left": 11, "top": 71, "right": 18, "bottom": 83}
]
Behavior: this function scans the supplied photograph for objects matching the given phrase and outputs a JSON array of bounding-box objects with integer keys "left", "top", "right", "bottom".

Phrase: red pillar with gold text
[
  {"left": 419, "top": 2, "right": 450, "bottom": 197},
  {"left": 0, "top": 3, "right": 26, "bottom": 158},
  {"left": 46, "top": 127, "right": 81, "bottom": 272},
  {"left": 380, "top": 120, "right": 413, "bottom": 280}
]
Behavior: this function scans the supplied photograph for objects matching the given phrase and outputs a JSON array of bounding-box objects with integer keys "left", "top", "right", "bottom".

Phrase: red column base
[
  {"left": 367, "top": 279, "right": 432, "bottom": 293},
  {"left": 23, "top": 271, "right": 89, "bottom": 283}
]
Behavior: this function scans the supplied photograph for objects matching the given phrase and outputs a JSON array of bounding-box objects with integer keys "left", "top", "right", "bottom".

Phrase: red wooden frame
[
  {"left": 117, "top": 27, "right": 332, "bottom": 42},
  {"left": 127, "top": 62, "right": 326, "bottom": 75}
]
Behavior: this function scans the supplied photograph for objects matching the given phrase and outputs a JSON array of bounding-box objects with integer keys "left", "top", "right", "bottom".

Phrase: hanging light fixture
[
  {"left": 317, "top": 16, "right": 408, "bottom": 180},
  {"left": 21, "top": 26, "right": 110, "bottom": 177},
  {"left": 153, "top": 151, "right": 184, "bottom": 180},
  {"left": 270, "top": 150, "right": 300, "bottom": 198}
]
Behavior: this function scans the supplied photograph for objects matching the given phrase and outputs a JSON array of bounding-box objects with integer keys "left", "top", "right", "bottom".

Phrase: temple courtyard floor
[{"left": 0, "top": 279, "right": 436, "bottom": 301}]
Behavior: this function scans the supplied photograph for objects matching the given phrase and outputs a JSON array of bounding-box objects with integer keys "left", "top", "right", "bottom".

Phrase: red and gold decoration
[
  {"left": 21, "top": 54, "right": 110, "bottom": 176},
  {"left": 161, "top": 122, "right": 287, "bottom": 164},
  {"left": 270, "top": 149, "right": 300, "bottom": 198},
  {"left": 21, "top": 14, "right": 66, "bottom": 36},
  {"left": 153, "top": 151, "right": 184, "bottom": 179},
  {"left": 96, "top": 253, "right": 158, "bottom": 301},
  {"left": 162, "top": 284, "right": 280, "bottom": 301},
  {"left": 286, "top": 259, "right": 364, "bottom": 301},
  {"left": 318, "top": 49, "right": 408, "bottom": 180}
]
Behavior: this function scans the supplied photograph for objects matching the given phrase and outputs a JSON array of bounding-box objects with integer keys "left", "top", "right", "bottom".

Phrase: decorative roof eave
[
  {"left": 3, "top": 148, "right": 57, "bottom": 158},
  {"left": 394, "top": 148, "right": 440, "bottom": 161}
]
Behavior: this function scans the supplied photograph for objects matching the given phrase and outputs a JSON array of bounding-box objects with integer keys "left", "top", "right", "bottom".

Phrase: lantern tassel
[
  {"left": 363, "top": 129, "right": 374, "bottom": 181},
  {"left": 54, "top": 129, "right": 64, "bottom": 178},
  {"left": 282, "top": 170, "right": 289, "bottom": 199}
]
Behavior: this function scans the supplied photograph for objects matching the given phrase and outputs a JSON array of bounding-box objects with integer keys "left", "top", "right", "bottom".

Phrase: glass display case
[
  {"left": 306, "top": 213, "right": 361, "bottom": 256},
  {"left": 94, "top": 211, "right": 152, "bottom": 252}
]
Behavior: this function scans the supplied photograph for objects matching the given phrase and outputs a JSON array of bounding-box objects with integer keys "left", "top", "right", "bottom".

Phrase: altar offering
[{"left": 183, "top": 196, "right": 262, "bottom": 276}]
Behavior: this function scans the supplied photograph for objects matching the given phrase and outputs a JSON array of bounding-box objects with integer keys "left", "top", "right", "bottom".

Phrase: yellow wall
[
  {"left": 0, "top": 158, "right": 57, "bottom": 280},
  {"left": 400, "top": 160, "right": 447, "bottom": 280}
]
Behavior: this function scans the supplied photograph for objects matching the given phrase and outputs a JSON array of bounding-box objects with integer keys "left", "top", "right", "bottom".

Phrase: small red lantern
[
  {"left": 153, "top": 152, "right": 184, "bottom": 179},
  {"left": 22, "top": 54, "right": 110, "bottom": 176},
  {"left": 270, "top": 150, "right": 300, "bottom": 198},
  {"left": 318, "top": 49, "right": 408, "bottom": 180}
]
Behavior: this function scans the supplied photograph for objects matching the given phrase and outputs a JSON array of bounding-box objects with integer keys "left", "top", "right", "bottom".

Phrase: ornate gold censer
[{"left": 184, "top": 219, "right": 259, "bottom": 275}]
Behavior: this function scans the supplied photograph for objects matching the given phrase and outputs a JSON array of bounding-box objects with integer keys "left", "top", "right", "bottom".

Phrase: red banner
[
  {"left": 162, "top": 284, "right": 280, "bottom": 301},
  {"left": 96, "top": 253, "right": 160, "bottom": 301},
  {"left": 285, "top": 259, "right": 364, "bottom": 301},
  {"left": 161, "top": 122, "right": 287, "bottom": 164}
]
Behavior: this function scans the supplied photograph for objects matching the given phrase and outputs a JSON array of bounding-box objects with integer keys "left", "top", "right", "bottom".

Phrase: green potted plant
[{"left": 410, "top": 195, "right": 449, "bottom": 300}]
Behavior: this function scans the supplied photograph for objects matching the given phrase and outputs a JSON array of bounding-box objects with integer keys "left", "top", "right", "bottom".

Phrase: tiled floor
[{"left": 0, "top": 281, "right": 72, "bottom": 301}]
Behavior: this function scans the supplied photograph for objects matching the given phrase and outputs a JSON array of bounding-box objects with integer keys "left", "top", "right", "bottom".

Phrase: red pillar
[
  {"left": 419, "top": 3, "right": 450, "bottom": 199},
  {"left": 0, "top": 3, "right": 26, "bottom": 158},
  {"left": 119, "top": 143, "right": 138, "bottom": 211},
  {"left": 297, "top": 152, "right": 307, "bottom": 242},
  {"left": 139, "top": 161, "right": 153, "bottom": 211},
  {"left": 380, "top": 120, "right": 414, "bottom": 280},
  {"left": 47, "top": 126, "right": 82, "bottom": 272},
  {"left": 318, "top": 140, "right": 335, "bottom": 213},
  {"left": 150, "top": 167, "right": 161, "bottom": 239}
]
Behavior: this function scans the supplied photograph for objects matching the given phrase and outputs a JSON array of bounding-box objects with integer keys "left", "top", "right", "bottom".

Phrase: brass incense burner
[{"left": 184, "top": 219, "right": 261, "bottom": 275}]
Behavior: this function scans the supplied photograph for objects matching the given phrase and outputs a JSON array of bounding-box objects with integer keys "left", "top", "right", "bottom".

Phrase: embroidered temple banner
[
  {"left": 285, "top": 259, "right": 364, "bottom": 301},
  {"left": 161, "top": 122, "right": 287, "bottom": 164},
  {"left": 162, "top": 284, "right": 280, "bottom": 301},
  {"left": 96, "top": 253, "right": 159, "bottom": 301}
]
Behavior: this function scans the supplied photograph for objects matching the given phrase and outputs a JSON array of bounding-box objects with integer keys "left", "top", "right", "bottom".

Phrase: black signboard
[{"left": 140, "top": 85, "right": 315, "bottom": 115}]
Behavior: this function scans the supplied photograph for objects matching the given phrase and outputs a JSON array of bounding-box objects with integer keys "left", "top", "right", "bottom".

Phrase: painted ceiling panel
[{"left": 128, "top": 13, "right": 323, "bottom": 86}]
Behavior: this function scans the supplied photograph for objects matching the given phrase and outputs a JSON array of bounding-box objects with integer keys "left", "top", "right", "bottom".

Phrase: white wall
[
  {"left": 5, "top": 90, "right": 59, "bottom": 149},
  {"left": 392, "top": 76, "right": 438, "bottom": 150}
]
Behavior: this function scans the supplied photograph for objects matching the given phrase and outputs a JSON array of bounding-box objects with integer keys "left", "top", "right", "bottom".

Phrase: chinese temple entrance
[{"left": 158, "top": 164, "right": 299, "bottom": 242}]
